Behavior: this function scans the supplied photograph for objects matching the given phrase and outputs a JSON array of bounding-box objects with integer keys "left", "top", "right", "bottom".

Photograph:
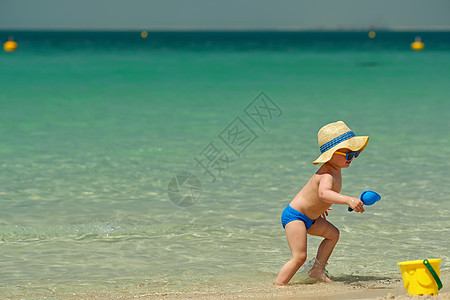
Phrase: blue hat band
[{"left": 320, "top": 131, "right": 355, "bottom": 153}]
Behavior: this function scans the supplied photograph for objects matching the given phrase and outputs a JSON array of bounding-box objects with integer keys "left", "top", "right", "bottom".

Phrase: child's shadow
[
  {"left": 333, "top": 274, "right": 391, "bottom": 282},
  {"left": 290, "top": 260, "right": 400, "bottom": 286},
  {"left": 291, "top": 271, "right": 398, "bottom": 286},
  {"left": 332, "top": 274, "right": 403, "bottom": 289}
]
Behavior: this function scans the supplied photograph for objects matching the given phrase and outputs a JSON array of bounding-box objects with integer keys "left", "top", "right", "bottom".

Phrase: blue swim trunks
[{"left": 281, "top": 205, "right": 316, "bottom": 229}]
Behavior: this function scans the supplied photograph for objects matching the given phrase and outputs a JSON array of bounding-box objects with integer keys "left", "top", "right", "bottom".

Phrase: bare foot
[
  {"left": 272, "top": 282, "right": 287, "bottom": 287},
  {"left": 272, "top": 281, "right": 286, "bottom": 286},
  {"left": 307, "top": 268, "right": 333, "bottom": 283}
]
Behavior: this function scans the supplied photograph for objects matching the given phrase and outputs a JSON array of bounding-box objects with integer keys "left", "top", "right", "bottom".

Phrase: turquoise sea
[{"left": 0, "top": 31, "right": 449, "bottom": 297}]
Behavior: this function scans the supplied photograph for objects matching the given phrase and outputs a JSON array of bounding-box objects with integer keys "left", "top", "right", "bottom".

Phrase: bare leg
[
  {"left": 274, "top": 221, "right": 308, "bottom": 285},
  {"left": 306, "top": 217, "right": 340, "bottom": 282}
]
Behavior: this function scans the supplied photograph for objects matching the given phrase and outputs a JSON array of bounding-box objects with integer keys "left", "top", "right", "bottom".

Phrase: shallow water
[{"left": 0, "top": 31, "right": 449, "bottom": 296}]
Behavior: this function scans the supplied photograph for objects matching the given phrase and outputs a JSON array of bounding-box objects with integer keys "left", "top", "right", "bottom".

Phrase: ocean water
[{"left": 0, "top": 31, "right": 449, "bottom": 296}]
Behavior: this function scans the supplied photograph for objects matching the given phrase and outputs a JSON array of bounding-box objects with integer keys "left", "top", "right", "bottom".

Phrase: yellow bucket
[{"left": 397, "top": 259, "right": 443, "bottom": 296}]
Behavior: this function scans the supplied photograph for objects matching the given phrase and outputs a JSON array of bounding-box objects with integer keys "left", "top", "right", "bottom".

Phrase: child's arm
[{"left": 318, "top": 174, "right": 365, "bottom": 213}]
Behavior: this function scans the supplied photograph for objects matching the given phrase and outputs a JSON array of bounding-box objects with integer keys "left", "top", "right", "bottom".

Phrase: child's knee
[
  {"left": 327, "top": 227, "right": 340, "bottom": 241},
  {"left": 292, "top": 253, "right": 307, "bottom": 267},
  {"left": 331, "top": 227, "right": 340, "bottom": 240}
]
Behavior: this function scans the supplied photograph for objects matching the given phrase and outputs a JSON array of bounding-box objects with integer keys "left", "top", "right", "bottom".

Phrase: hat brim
[{"left": 312, "top": 136, "right": 369, "bottom": 165}]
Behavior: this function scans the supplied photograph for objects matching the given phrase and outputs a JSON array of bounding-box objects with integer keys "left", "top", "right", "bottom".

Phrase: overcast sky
[{"left": 1, "top": 0, "right": 450, "bottom": 30}]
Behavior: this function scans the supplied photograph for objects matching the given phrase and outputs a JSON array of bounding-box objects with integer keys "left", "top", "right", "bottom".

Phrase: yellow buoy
[
  {"left": 3, "top": 39, "right": 18, "bottom": 52},
  {"left": 368, "top": 31, "right": 376, "bottom": 39},
  {"left": 411, "top": 36, "right": 424, "bottom": 51},
  {"left": 140, "top": 31, "right": 148, "bottom": 39}
]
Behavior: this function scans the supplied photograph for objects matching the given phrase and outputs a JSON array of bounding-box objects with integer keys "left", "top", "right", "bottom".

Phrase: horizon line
[{"left": 1, "top": 26, "right": 450, "bottom": 32}]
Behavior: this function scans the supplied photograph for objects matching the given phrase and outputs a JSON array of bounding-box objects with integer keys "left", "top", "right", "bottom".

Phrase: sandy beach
[{"left": 10, "top": 278, "right": 448, "bottom": 300}]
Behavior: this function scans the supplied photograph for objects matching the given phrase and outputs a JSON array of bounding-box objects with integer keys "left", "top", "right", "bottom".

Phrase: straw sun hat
[{"left": 312, "top": 121, "right": 369, "bottom": 165}]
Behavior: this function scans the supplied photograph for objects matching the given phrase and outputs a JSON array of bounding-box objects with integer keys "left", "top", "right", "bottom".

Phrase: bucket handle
[{"left": 423, "top": 259, "right": 443, "bottom": 290}]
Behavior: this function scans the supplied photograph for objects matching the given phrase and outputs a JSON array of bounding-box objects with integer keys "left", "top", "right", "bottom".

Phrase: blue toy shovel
[{"left": 348, "top": 190, "right": 381, "bottom": 212}]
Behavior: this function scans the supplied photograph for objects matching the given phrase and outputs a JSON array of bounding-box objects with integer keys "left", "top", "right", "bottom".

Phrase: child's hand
[
  {"left": 321, "top": 207, "right": 332, "bottom": 220},
  {"left": 348, "top": 197, "right": 365, "bottom": 213}
]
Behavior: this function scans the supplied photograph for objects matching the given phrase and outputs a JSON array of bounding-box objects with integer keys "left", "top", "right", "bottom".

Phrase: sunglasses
[{"left": 335, "top": 150, "right": 360, "bottom": 161}]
